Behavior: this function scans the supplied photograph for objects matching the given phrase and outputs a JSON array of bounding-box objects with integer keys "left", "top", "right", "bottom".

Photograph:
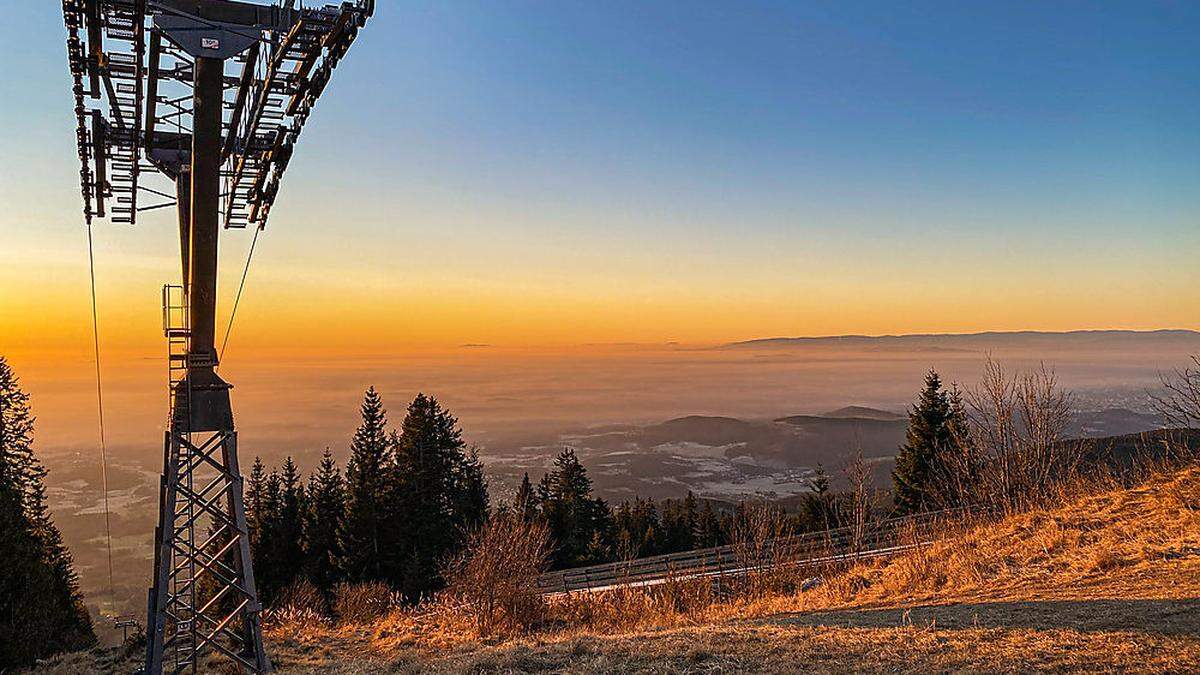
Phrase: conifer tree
[
  {"left": 892, "top": 370, "right": 965, "bottom": 515},
  {"left": 246, "top": 457, "right": 267, "bottom": 552},
  {"left": 540, "top": 448, "right": 609, "bottom": 567},
  {"left": 682, "top": 491, "right": 699, "bottom": 544},
  {"left": 274, "top": 457, "right": 307, "bottom": 593},
  {"left": 696, "top": 499, "right": 724, "bottom": 547},
  {"left": 799, "top": 463, "right": 837, "bottom": 531},
  {"left": 661, "top": 492, "right": 699, "bottom": 553},
  {"left": 304, "top": 449, "right": 345, "bottom": 594},
  {"left": 513, "top": 472, "right": 538, "bottom": 522},
  {"left": 0, "top": 357, "right": 94, "bottom": 668},
  {"left": 638, "top": 508, "right": 662, "bottom": 556},
  {"left": 449, "top": 447, "right": 489, "bottom": 532},
  {"left": 338, "top": 387, "right": 392, "bottom": 582},
  {"left": 390, "top": 393, "right": 488, "bottom": 599},
  {"left": 256, "top": 468, "right": 284, "bottom": 602}
]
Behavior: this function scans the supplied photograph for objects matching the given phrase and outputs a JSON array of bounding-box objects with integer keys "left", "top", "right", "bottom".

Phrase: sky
[{"left": 1, "top": 0, "right": 1199, "bottom": 365}]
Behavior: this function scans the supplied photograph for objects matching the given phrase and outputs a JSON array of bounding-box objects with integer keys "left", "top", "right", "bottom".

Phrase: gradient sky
[{"left": 2, "top": 1, "right": 1198, "bottom": 361}]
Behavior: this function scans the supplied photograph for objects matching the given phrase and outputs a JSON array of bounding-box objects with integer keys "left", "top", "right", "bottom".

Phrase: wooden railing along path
[{"left": 536, "top": 508, "right": 971, "bottom": 595}]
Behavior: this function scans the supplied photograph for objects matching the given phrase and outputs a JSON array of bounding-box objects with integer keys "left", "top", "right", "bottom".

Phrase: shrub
[
  {"left": 443, "top": 513, "right": 551, "bottom": 636},
  {"left": 333, "top": 581, "right": 399, "bottom": 625},
  {"left": 264, "top": 578, "right": 329, "bottom": 628}
]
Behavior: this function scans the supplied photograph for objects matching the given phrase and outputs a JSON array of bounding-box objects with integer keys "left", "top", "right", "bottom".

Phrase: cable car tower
[{"left": 61, "top": 1, "right": 373, "bottom": 671}]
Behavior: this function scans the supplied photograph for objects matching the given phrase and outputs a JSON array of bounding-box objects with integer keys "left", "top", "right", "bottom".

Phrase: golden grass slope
[{"left": 36, "top": 465, "right": 1200, "bottom": 673}]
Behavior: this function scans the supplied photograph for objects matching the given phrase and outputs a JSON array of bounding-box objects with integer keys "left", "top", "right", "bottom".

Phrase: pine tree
[
  {"left": 256, "top": 468, "right": 284, "bottom": 602},
  {"left": 696, "top": 500, "right": 724, "bottom": 547},
  {"left": 799, "top": 463, "right": 837, "bottom": 531},
  {"left": 273, "top": 457, "right": 307, "bottom": 596},
  {"left": 540, "top": 448, "right": 609, "bottom": 567},
  {"left": 390, "top": 393, "right": 488, "bottom": 599},
  {"left": 0, "top": 357, "right": 94, "bottom": 668},
  {"left": 304, "top": 449, "right": 345, "bottom": 595},
  {"left": 450, "top": 447, "right": 489, "bottom": 532},
  {"left": 338, "top": 387, "right": 392, "bottom": 582},
  {"left": 513, "top": 472, "right": 538, "bottom": 522},
  {"left": 892, "top": 370, "right": 964, "bottom": 515},
  {"left": 246, "top": 457, "right": 267, "bottom": 552}
]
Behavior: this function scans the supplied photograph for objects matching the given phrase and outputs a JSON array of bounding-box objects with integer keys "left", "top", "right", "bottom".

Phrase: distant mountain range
[
  {"left": 723, "top": 329, "right": 1200, "bottom": 351},
  {"left": 484, "top": 404, "right": 1170, "bottom": 506},
  {"left": 822, "top": 406, "right": 904, "bottom": 421}
]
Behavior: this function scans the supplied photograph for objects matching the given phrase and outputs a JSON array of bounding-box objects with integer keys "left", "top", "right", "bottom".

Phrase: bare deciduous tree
[
  {"left": 729, "top": 502, "right": 789, "bottom": 598},
  {"left": 1151, "top": 355, "right": 1200, "bottom": 430},
  {"left": 949, "top": 359, "right": 1082, "bottom": 512},
  {"left": 843, "top": 448, "right": 878, "bottom": 553}
]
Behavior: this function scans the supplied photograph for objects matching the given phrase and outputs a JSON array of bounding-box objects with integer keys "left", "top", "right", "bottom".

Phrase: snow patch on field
[{"left": 650, "top": 441, "right": 743, "bottom": 458}]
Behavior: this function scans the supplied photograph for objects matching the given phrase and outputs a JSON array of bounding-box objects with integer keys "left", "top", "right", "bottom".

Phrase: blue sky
[{"left": 1, "top": 1, "right": 1198, "bottom": 352}]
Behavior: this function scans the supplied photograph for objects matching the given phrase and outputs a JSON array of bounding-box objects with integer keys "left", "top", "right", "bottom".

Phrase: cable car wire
[
  {"left": 218, "top": 224, "right": 262, "bottom": 366},
  {"left": 85, "top": 220, "right": 117, "bottom": 614}
]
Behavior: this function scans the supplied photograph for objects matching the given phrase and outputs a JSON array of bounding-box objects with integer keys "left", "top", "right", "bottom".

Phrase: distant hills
[
  {"left": 643, "top": 406, "right": 1169, "bottom": 468},
  {"left": 724, "top": 329, "right": 1200, "bottom": 351},
  {"left": 506, "top": 405, "right": 1175, "bottom": 503},
  {"left": 822, "top": 406, "right": 904, "bottom": 421}
]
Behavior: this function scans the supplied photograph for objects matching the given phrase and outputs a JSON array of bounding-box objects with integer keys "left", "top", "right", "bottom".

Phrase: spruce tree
[
  {"left": 0, "top": 357, "right": 94, "bottom": 668},
  {"left": 541, "top": 448, "right": 605, "bottom": 567},
  {"left": 661, "top": 492, "right": 699, "bottom": 553},
  {"left": 513, "top": 472, "right": 538, "bottom": 522},
  {"left": 304, "top": 449, "right": 345, "bottom": 595},
  {"left": 449, "top": 447, "right": 489, "bottom": 532},
  {"left": 246, "top": 457, "right": 266, "bottom": 551},
  {"left": 273, "top": 457, "right": 307, "bottom": 595},
  {"left": 892, "top": 370, "right": 963, "bottom": 515},
  {"left": 799, "top": 463, "right": 837, "bottom": 531},
  {"left": 541, "top": 449, "right": 617, "bottom": 566},
  {"left": 338, "top": 387, "right": 392, "bottom": 582},
  {"left": 696, "top": 500, "right": 724, "bottom": 547},
  {"left": 636, "top": 498, "right": 663, "bottom": 556},
  {"left": 390, "top": 393, "right": 488, "bottom": 599},
  {"left": 256, "top": 468, "right": 284, "bottom": 602},
  {"left": 682, "top": 492, "right": 699, "bottom": 545}
]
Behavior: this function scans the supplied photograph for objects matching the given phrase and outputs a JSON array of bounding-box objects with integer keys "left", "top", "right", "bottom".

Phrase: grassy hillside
[{"left": 40, "top": 462, "right": 1200, "bottom": 673}]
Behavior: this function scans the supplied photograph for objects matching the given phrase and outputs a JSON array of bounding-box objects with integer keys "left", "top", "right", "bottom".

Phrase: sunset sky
[{"left": 2, "top": 1, "right": 1198, "bottom": 365}]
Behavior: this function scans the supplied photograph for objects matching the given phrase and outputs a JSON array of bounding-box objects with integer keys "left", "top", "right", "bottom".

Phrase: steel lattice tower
[{"left": 61, "top": 1, "right": 373, "bottom": 672}]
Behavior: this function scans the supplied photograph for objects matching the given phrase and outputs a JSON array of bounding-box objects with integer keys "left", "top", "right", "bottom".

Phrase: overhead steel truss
[
  {"left": 61, "top": 2, "right": 373, "bottom": 673},
  {"left": 63, "top": 0, "right": 373, "bottom": 230}
]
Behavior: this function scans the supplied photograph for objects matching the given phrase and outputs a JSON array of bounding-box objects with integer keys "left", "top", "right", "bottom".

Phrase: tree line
[
  {"left": 245, "top": 388, "right": 487, "bottom": 606},
  {"left": 246, "top": 390, "right": 888, "bottom": 608},
  {"left": 3, "top": 350, "right": 1197, "bottom": 665},
  {"left": 0, "top": 357, "right": 95, "bottom": 669},
  {"left": 224, "top": 357, "right": 1200, "bottom": 610}
]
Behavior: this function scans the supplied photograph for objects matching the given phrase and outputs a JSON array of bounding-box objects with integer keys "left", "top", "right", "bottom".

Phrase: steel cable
[
  {"left": 218, "top": 224, "right": 262, "bottom": 366},
  {"left": 86, "top": 220, "right": 117, "bottom": 614}
]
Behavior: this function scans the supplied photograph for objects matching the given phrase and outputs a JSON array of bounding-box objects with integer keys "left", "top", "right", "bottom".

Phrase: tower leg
[
  {"left": 145, "top": 432, "right": 177, "bottom": 673},
  {"left": 145, "top": 429, "right": 271, "bottom": 674}
]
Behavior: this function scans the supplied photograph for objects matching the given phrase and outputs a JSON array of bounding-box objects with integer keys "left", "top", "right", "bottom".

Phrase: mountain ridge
[{"left": 724, "top": 328, "right": 1200, "bottom": 349}]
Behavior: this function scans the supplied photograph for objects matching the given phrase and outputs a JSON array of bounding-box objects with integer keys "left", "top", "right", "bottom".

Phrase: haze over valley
[{"left": 25, "top": 329, "right": 1197, "bottom": 621}]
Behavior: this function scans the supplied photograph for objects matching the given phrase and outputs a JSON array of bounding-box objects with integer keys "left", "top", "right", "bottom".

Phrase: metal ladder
[
  {"left": 162, "top": 285, "right": 189, "bottom": 428},
  {"left": 162, "top": 283, "right": 199, "bottom": 668}
]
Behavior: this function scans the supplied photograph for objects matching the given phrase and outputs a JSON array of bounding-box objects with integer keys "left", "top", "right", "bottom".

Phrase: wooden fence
[{"left": 536, "top": 507, "right": 972, "bottom": 595}]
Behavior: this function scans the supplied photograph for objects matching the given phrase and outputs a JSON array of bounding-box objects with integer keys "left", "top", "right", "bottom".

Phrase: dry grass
[
  {"left": 33, "top": 465, "right": 1200, "bottom": 673},
  {"left": 258, "top": 464, "right": 1200, "bottom": 673},
  {"left": 442, "top": 514, "right": 551, "bottom": 637}
]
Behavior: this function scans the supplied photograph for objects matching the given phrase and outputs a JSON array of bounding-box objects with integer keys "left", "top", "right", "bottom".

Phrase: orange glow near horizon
[{"left": 4, "top": 221, "right": 1199, "bottom": 367}]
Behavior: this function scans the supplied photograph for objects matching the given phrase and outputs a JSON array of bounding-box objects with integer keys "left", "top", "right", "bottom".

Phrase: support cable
[
  {"left": 86, "top": 220, "right": 117, "bottom": 615},
  {"left": 218, "top": 225, "right": 262, "bottom": 366}
]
